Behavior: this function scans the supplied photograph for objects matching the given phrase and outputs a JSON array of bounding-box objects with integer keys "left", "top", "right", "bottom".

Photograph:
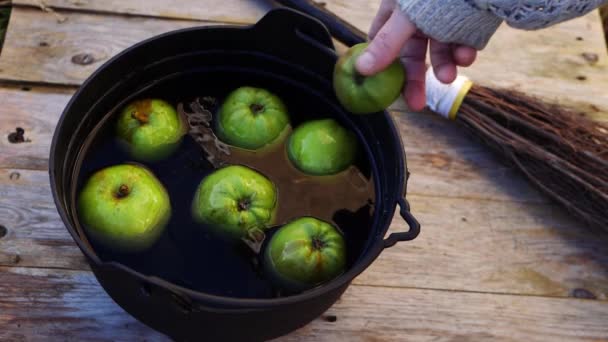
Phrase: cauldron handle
[
  {"left": 384, "top": 198, "right": 421, "bottom": 248},
  {"left": 253, "top": 6, "right": 335, "bottom": 51},
  {"left": 270, "top": 0, "right": 367, "bottom": 47}
]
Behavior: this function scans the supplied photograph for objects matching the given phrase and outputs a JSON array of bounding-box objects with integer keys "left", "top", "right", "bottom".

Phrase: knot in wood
[
  {"left": 72, "top": 53, "right": 95, "bottom": 65},
  {"left": 8, "top": 127, "right": 29, "bottom": 144}
]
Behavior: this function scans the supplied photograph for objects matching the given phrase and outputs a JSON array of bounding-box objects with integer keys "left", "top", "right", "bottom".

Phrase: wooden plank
[
  {"left": 0, "top": 8, "right": 198, "bottom": 85},
  {"left": 0, "top": 85, "right": 547, "bottom": 203},
  {"left": 2, "top": 167, "right": 608, "bottom": 300},
  {"left": 1, "top": 266, "right": 607, "bottom": 341},
  {"left": 15, "top": 0, "right": 271, "bottom": 24},
  {"left": 285, "top": 286, "right": 608, "bottom": 341},
  {"left": 0, "top": 168, "right": 88, "bottom": 269},
  {"left": 0, "top": 6, "right": 607, "bottom": 124},
  {"left": 363, "top": 197, "right": 608, "bottom": 300},
  {"left": 0, "top": 266, "right": 168, "bottom": 342}
]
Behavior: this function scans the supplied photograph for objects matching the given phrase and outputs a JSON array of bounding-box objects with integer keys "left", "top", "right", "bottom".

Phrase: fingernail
[
  {"left": 356, "top": 52, "right": 375, "bottom": 73},
  {"left": 436, "top": 66, "right": 455, "bottom": 83}
]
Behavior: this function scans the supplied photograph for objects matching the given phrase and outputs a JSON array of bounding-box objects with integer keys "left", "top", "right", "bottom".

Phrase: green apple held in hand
[
  {"left": 333, "top": 42, "right": 405, "bottom": 114},
  {"left": 287, "top": 118, "right": 357, "bottom": 176},
  {"left": 77, "top": 164, "right": 171, "bottom": 253},
  {"left": 116, "top": 98, "right": 187, "bottom": 162},
  {"left": 192, "top": 165, "right": 277, "bottom": 240},
  {"left": 264, "top": 217, "right": 347, "bottom": 291},
  {"left": 216, "top": 86, "right": 291, "bottom": 150}
]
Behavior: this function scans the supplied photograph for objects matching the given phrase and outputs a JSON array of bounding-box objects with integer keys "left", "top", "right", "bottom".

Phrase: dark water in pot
[{"left": 71, "top": 70, "right": 376, "bottom": 299}]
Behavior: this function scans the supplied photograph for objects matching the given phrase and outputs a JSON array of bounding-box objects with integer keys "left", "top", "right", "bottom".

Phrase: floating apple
[
  {"left": 191, "top": 165, "right": 278, "bottom": 240},
  {"left": 216, "top": 86, "right": 291, "bottom": 150},
  {"left": 77, "top": 163, "right": 171, "bottom": 253},
  {"left": 263, "top": 217, "right": 347, "bottom": 292},
  {"left": 333, "top": 42, "right": 406, "bottom": 114},
  {"left": 287, "top": 118, "right": 358, "bottom": 176},
  {"left": 116, "top": 98, "right": 187, "bottom": 162}
]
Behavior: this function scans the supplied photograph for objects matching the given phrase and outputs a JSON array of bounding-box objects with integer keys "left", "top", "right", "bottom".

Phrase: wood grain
[
  {"left": 15, "top": 0, "right": 271, "bottom": 24},
  {"left": 0, "top": 168, "right": 88, "bottom": 269},
  {"left": 1, "top": 266, "right": 607, "bottom": 342},
  {"left": 0, "top": 85, "right": 74, "bottom": 170},
  {"left": 1, "top": 4, "right": 607, "bottom": 122},
  {"left": 285, "top": 285, "right": 608, "bottom": 342},
  {"left": 365, "top": 196, "right": 608, "bottom": 300},
  {"left": 2, "top": 167, "right": 608, "bottom": 300},
  {"left": 0, "top": 8, "right": 198, "bottom": 85},
  {"left": 0, "top": 85, "right": 548, "bottom": 203},
  {"left": 0, "top": 266, "right": 168, "bottom": 342}
]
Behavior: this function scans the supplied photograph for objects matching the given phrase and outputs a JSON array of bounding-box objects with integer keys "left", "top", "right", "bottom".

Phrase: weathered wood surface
[
  {"left": 2, "top": 166, "right": 608, "bottom": 300},
  {"left": 13, "top": 0, "right": 374, "bottom": 30},
  {"left": 0, "top": 8, "right": 197, "bottom": 86},
  {"left": 2, "top": 3, "right": 608, "bottom": 121},
  {"left": 15, "top": 0, "right": 271, "bottom": 24},
  {"left": 1, "top": 1, "right": 608, "bottom": 341},
  {"left": 0, "top": 266, "right": 167, "bottom": 342},
  {"left": 0, "top": 167, "right": 87, "bottom": 270},
  {"left": 1, "top": 266, "right": 607, "bottom": 342}
]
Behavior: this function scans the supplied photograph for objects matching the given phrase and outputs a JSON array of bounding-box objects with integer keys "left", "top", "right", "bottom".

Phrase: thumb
[{"left": 355, "top": 9, "right": 416, "bottom": 76}]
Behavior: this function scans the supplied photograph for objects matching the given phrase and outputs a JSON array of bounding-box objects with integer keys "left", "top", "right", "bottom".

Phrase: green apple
[
  {"left": 263, "top": 217, "right": 347, "bottom": 292},
  {"left": 77, "top": 163, "right": 171, "bottom": 253},
  {"left": 216, "top": 86, "right": 291, "bottom": 150},
  {"left": 333, "top": 42, "right": 406, "bottom": 114},
  {"left": 287, "top": 118, "right": 358, "bottom": 176},
  {"left": 116, "top": 98, "right": 187, "bottom": 162},
  {"left": 191, "top": 165, "right": 278, "bottom": 240}
]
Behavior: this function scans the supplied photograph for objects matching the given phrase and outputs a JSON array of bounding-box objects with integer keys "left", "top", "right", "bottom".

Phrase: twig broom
[{"left": 272, "top": 0, "right": 608, "bottom": 232}]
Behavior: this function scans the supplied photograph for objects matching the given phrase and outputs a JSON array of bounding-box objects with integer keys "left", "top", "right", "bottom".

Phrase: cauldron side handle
[{"left": 383, "top": 198, "right": 421, "bottom": 248}]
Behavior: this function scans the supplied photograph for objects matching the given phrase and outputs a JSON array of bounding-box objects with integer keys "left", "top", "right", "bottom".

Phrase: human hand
[{"left": 355, "top": 0, "right": 478, "bottom": 111}]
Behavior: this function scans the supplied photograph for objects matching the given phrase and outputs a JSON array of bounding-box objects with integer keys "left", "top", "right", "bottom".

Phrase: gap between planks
[
  {"left": 13, "top": 0, "right": 272, "bottom": 24},
  {"left": 0, "top": 261, "right": 605, "bottom": 304},
  {"left": 12, "top": 2, "right": 243, "bottom": 24},
  {"left": 1, "top": 265, "right": 608, "bottom": 341}
]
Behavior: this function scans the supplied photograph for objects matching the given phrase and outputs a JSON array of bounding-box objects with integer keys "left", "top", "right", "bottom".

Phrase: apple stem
[
  {"left": 131, "top": 110, "right": 149, "bottom": 124},
  {"left": 353, "top": 72, "right": 365, "bottom": 86},
  {"left": 312, "top": 237, "right": 326, "bottom": 250},
  {"left": 116, "top": 184, "right": 130, "bottom": 198},
  {"left": 249, "top": 103, "right": 265, "bottom": 115},
  {"left": 238, "top": 198, "right": 251, "bottom": 211}
]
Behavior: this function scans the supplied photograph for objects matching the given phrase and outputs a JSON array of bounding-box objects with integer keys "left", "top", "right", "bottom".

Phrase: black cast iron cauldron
[{"left": 49, "top": 8, "right": 420, "bottom": 342}]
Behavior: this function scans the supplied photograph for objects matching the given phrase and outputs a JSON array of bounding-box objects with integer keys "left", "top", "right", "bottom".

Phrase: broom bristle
[{"left": 458, "top": 84, "right": 608, "bottom": 231}]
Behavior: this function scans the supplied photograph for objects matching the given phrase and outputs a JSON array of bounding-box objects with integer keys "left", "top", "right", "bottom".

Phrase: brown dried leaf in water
[{"left": 178, "top": 97, "right": 231, "bottom": 168}]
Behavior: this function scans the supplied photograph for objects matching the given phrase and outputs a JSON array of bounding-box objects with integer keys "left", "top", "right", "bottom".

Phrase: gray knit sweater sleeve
[{"left": 397, "top": 0, "right": 608, "bottom": 50}]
